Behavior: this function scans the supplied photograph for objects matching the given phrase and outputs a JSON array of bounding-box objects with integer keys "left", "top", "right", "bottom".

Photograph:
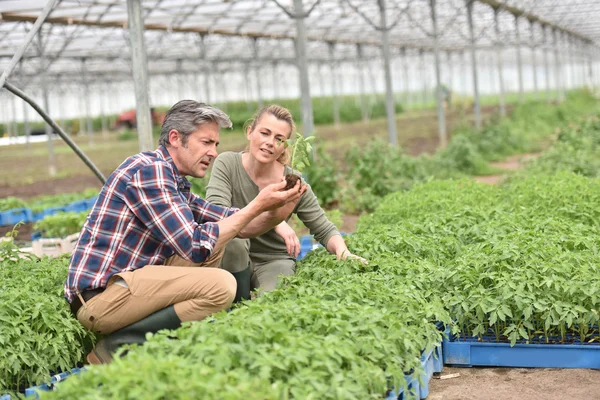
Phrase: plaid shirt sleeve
[
  {"left": 189, "top": 191, "right": 238, "bottom": 222},
  {"left": 123, "top": 162, "right": 221, "bottom": 263}
]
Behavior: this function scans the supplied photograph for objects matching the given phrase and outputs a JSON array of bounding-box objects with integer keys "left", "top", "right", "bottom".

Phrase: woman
[{"left": 206, "top": 104, "right": 366, "bottom": 301}]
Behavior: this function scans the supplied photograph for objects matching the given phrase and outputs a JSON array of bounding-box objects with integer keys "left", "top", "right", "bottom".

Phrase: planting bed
[{"left": 443, "top": 329, "right": 600, "bottom": 369}]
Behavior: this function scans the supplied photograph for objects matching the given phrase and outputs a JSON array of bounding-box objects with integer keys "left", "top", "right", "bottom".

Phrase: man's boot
[
  {"left": 231, "top": 264, "right": 252, "bottom": 303},
  {"left": 87, "top": 305, "right": 181, "bottom": 365}
]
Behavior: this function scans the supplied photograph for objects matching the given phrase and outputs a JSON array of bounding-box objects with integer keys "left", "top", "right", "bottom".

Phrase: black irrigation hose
[{"left": 3, "top": 81, "right": 107, "bottom": 185}]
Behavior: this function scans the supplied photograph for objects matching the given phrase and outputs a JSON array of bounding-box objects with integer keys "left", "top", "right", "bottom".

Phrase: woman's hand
[
  {"left": 336, "top": 248, "right": 369, "bottom": 265},
  {"left": 275, "top": 221, "right": 301, "bottom": 258}
]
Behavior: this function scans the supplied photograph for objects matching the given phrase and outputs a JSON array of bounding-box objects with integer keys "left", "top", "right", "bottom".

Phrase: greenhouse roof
[{"left": 0, "top": 0, "right": 598, "bottom": 82}]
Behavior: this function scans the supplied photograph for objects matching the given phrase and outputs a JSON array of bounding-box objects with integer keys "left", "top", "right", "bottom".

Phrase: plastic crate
[
  {"left": 65, "top": 196, "right": 97, "bottom": 213},
  {"left": 24, "top": 368, "right": 86, "bottom": 398},
  {"left": 297, "top": 235, "right": 318, "bottom": 260},
  {"left": 296, "top": 232, "right": 350, "bottom": 261},
  {"left": 31, "top": 233, "right": 79, "bottom": 258},
  {"left": 0, "top": 208, "right": 32, "bottom": 226},
  {"left": 31, "top": 206, "right": 69, "bottom": 222},
  {"left": 65, "top": 199, "right": 89, "bottom": 213},
  {"left": 388, "top": 343, "right": 444, "bottom": 400},
  {"left": 443, "top": 328, "right": 600, "bottom": 368}
]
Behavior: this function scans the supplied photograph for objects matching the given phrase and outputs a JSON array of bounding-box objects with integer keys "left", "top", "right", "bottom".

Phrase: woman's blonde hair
[{"left": 244, "top": 104, "right": 296, "bottom": 164}]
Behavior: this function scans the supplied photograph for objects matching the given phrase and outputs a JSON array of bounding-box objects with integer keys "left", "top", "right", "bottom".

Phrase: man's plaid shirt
[{"left": 64, "top": 146, "right": 237, "bottom": 303}]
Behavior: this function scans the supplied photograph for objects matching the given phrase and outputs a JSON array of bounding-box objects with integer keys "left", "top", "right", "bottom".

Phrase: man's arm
[
  {"left": 236, "top": 183, "right": 305, "bottom": 238},
  {"left": 124, "top": 163, "right": 304, "bottom": 263}
]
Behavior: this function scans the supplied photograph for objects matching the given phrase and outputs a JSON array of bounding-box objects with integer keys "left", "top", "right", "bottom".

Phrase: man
[{"left": 65, "top": 100, "right": 305, "bottom": 364}]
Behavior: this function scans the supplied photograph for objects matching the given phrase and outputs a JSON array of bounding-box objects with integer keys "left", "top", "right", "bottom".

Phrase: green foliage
[
  {"left": 189, "top": 175, "right": 209, "bottom": 199},
  {"left": 216, "top": 95, "right": 403, "bottom": 132},
  {"left": 44, "top": 274, "right": 447, "bottom": 399},
  {"left": 286, "top": 132, "right": 314, "bottom": 173},
  {"left": 0, "top": 197, "right": 28, "bottom": 212},
  {"left": 117, "top": 129, "right": 137, "bottom": 141},
  {"left": 527, "top": 117, "right": 600, "bottom": 177},
  {"left": 435, "top": 135, "right": 495, "bottom": 176},
  {"left": 454, "top": 90, "right": 598, "bottom": 162},
  {"left": 335, "top": 90, "right": 598, "bottom": 214},
  {"left": 28, "top": 189, "right": 98, "bottom": 214},
  {"left": 33, "top": 212, "right": 88, "bottom": 238},
  {"left": 353, "top": 171, "right": 600, "bottom": 346},
  {"left": 340, "top": 139, "right": 460, "bottom": 213},
  {"left": 303, "top": 146, "right": 339, "bottom": 208},
  {"left": 0, "top": 255, "right": 96, "bottom": 396}
]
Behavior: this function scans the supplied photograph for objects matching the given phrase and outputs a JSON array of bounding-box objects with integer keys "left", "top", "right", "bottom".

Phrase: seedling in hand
[{"left": 282, "top": 132, "right": 314, "bottom": 190}]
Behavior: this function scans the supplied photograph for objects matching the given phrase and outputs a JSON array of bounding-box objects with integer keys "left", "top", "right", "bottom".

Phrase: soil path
[
  {"left": 474, "top": 153, "right": 541, "bottom": 185},
  {"left": 430, "top": 367, "right": 600, "bottom": 400}
]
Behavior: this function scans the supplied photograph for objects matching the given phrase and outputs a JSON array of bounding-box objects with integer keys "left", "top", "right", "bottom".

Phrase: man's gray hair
[{"left": 158, "top": 100, "right": 232, "bottom": 147}]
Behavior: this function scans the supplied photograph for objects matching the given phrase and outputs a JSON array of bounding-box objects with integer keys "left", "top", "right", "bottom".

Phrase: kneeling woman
[{"left": 206, "top": 105, "right": 365, "bottom": 301}]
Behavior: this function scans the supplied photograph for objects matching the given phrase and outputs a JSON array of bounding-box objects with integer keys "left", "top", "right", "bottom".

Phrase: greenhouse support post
[
  {"left": 272, "top": 61, "right": 280, "bottom": 100},
  {"left": 9, "top": 95, "right": 18, "bottom": 143},
  {"left": 466, "top": 0, "right": 481, "bottom": 129},
  {"left": 529, "top": 19, "right": 539, "bottom": 97},
  {"left": 81, "top": 58, "right": 93, "bottom": 146},
  {"left": 253, "top": 38, "right": 264, "bottom": 109},
  {"left": 198, "top": 35, "right": 211, "bottom": 103},
  {"left": 430, "top": 0, "right": 447, "bottom": 147},
  {"left": 378, "top": 0, "right": 398, "bottom": 146},
  {"left": 494, "top": 7, "right": 506, "bottom": 117},
  {"left": 176, "top": 59, "right": 185, "bottom": 100},
  {"left": 402, "top": 48, "right": 411, "bottom": 108},
  {"left": 447, "top": 51, "right": 454, "bottom": 93},
  {"left": 127, "top": 0, "right": 153, "bottom": 152},
  {"left": 37, "top": 31, "right": 57, "bottom": 177},
  {"left": 552, "top": 28, "right": 563, "bottom": 102},
  {"left": 356, "top": 44, "right": 369, "bottom": 123},
  {"left": 22, "top": 97, "right": 31, "bottom": 149},
  {"left": 328, "top": 42, "right": 340, "bottom": 127},
  {"left": 420, "top": 50, "right": 427, "bottom": 105},
  {"left": 543, "top": 25, "right": 551, "bottom": 102},
  {"left": 293, "top": 0, "right": 315, "bottom": 139},
  {"left": 514, "top": 14, "right": 524, "bottom": 102}
]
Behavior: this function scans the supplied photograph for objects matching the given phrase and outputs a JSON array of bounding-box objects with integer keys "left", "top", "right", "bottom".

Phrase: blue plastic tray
[
  {"left": 65, "top": 196, "right": 97, "bottom": 213},
  {"left": 0, "top": 208, "right": 32, "bottom": 226},
  {"left": 0, "top": 394, "right": 11, "bottom": 400},
  {"left": 443, "top": 330, "right": 600, "bottom": 368},
  {"left": 387, "top": 343, "right": 443, "bottom": 399},
  {"left": 297, "top": 233, "right": 350, "bottom": 260},
  {"left": 24, "top": 368, "right": 86, "bottom": 398},
  {"left": 31, "top": 206, "right": 69, "bottom": 222}
]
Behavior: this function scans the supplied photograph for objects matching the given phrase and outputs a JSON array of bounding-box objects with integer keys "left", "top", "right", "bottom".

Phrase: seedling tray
[
  {"left": 0, "top": 208, "right": 32, "bottom": 226},
  {"left": 24, "top": 368, "right": 86, "bottom": 398},
  {"left": 443, "top": 329, "right": 600, "bottom": 368},
  {"left": 387, "top": 343, "right": 443, "bottom": 400},
  {"left": 31, "top": 206, "right": 68, "bottom": 222},
  {"left": 65, "top": 196, "right": 97, "bottom": 213}
]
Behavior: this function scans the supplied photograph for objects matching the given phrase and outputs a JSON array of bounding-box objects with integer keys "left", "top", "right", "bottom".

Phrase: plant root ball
[{"left": 284, "top": 174, "right": 301, "bottom": 191}]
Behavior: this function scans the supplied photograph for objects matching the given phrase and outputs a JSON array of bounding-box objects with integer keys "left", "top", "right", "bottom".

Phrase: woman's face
[{"left": 247, "top": 113, "right": 291, "bottom": 164}]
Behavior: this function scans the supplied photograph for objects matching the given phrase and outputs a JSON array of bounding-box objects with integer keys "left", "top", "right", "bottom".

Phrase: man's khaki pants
[{"left": 76, "top": 246, "right": 235, "bottom": 335}]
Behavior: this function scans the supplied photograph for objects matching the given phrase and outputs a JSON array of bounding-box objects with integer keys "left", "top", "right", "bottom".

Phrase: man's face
[{"left": 171, "top": 121, "right": 220, "bottom": 178}]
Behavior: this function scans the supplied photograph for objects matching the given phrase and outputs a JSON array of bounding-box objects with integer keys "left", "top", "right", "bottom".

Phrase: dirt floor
[
  {"left": 473, "top": 153, "right": 541, "bottom": 185},
  {"left": 429, "top": 367, "right": 600, "bottom": 400}
]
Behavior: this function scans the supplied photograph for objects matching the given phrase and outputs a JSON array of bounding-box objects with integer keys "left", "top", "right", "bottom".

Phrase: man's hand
[
  {"left": 275, "top": 222, "right": 300, "bottom": 258},
  {"left": 254, "top": 179, "right": 306, "bottom": 212}
]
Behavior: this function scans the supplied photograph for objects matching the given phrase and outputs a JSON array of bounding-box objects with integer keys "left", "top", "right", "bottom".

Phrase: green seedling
[{"left": 282, "top": 132, "right": 314, "bottom": 190}]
